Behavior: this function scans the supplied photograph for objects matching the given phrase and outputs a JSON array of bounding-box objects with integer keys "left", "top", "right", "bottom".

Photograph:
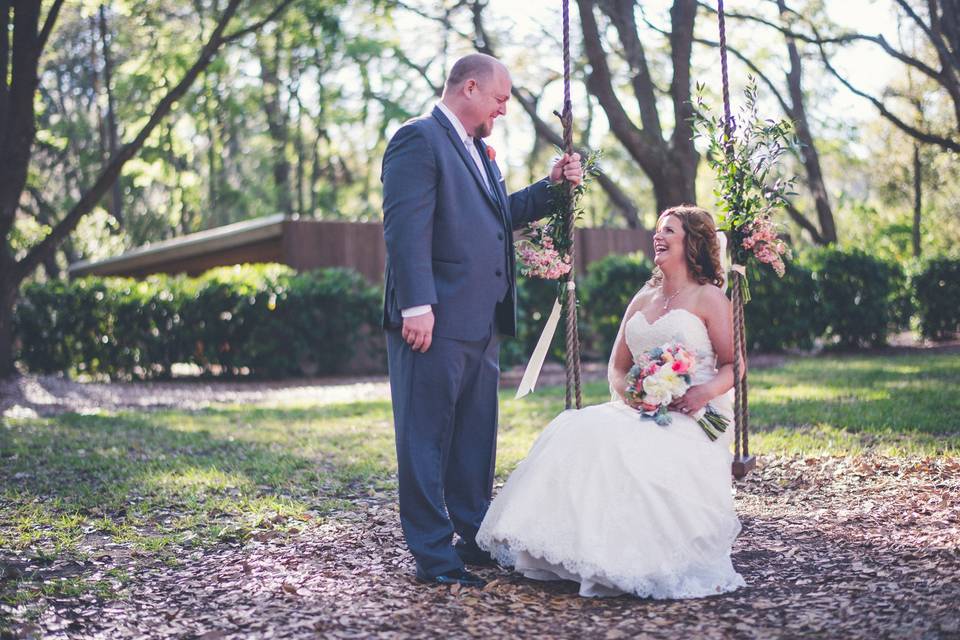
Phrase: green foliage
[
  {"left": 581, "top": 252, "right": 654, "bottom": 355},
  {"left": 516, "top": 150, "right": 602, "bottom": 280},
  {"left": 504, "top": 252, "right": 653, "bottom": 369},
  {"left": 693, "top": 77, "right": 797, "bottom": 270},
  {"left": 806, "top": 248, "right": 908, "bottom": 348},
  {"left": 744, "top": 261, "right": 824, "bottom": 352},
  {"left": 501, "top": 276, "right": 566, "bottom": 369},
  {"left": 14, "top": 265, "right": 381, "bottom": 379},
  {"left": 693, "top": 77, "right": 798, "bottom": 303},
  {"left": 913, "top": 257, "right": 960, "bottom": 340}
]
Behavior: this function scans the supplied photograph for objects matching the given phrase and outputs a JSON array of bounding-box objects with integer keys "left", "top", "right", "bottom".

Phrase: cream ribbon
[
  {"left": 515, "top": 281, "right": 575, "bottom": 399},
  {"left": 515, "top": 298, "right": 562, "bottom": 399}
]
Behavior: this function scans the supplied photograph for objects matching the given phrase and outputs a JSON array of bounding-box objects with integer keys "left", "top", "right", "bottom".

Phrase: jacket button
[
  {"left": 495, "top": 269, "right": 503, "bottom": 277},
  {"left": 497, "top": 232, "right": 504, "bottom": 240}
]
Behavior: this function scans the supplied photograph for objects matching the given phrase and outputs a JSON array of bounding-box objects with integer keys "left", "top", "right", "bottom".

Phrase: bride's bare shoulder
[
  {"left": 692, "top": 283, "right": 732, "bottom": 319},
  {"left": 633, "top": 282, "right": 656, "bottom": 302}
]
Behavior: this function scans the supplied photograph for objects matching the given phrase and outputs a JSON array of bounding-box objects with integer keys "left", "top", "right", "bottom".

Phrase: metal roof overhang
[{"left": 68, "top": 214, "right": 288, "bottom": 278}]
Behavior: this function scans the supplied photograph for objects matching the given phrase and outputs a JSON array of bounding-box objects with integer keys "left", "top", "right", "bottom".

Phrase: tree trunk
[
  {"left": 913, "top": 142, "right": 922, "bottom": 257},
  {"left": 98, "top": 4, "right": 123, "bottom": 226},
  {"left": 0, "top": 276, "right": 17, "bottom": 378},
  {"left": 778, "top": 0, "right": 836, "bottom": 244},
  {"left": 577, "top": 0, "right": 699, "bottom": 212},
  {"left": 257, "top": 34, "right": 292, "bottom": 216}
]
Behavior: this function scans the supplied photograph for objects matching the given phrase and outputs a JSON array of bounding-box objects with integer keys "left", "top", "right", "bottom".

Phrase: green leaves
[
  {"left": 14, "top": 264, "right": 382, "bottom": 379},
  {"left": 535, "top": 149, "right": 603, "bottom": 266},
  {"left": 692, "top": 77, "right": 798, "bottom": 269}
]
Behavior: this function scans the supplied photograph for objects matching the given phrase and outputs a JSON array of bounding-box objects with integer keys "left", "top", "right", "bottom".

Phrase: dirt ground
[{"left": 3, "top": 453, "right": 958, "bottom": 640}]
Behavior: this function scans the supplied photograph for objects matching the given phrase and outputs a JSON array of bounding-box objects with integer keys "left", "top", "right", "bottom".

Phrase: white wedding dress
[{"left": 477, "top": 308, "right": 745, "bottom": 598}]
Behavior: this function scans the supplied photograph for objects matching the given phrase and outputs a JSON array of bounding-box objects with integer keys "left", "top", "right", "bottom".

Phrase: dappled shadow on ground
[
  {"left": 0, "top": 410, "right": 380, "bottom": 508},
  {"left": 3, "top": 454, "right": 957, "bottom": 639}
]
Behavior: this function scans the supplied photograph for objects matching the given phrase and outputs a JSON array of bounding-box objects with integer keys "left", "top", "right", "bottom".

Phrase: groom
[{"left": 381, "top": 53, "right": 582, "bottom": 587}]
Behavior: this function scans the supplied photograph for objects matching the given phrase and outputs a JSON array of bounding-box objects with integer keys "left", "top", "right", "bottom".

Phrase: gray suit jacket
[{"left": 381, "top": 106, "right": 552, "bottom": 340}]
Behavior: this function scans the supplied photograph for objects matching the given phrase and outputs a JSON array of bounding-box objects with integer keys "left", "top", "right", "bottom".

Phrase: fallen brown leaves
[{"left": 2, "top": 454, "right": 958, "bottom": 639}]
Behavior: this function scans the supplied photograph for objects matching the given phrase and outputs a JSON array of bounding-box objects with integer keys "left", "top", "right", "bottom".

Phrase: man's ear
[{"left": 464, "top": 79, "right": 477, "bottom": 97}]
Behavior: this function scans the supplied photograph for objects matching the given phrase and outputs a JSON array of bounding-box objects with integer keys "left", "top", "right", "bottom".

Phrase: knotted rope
[
  {"left": 718, "top": 0, "right": 753, "bottom": 478},
  {"left": 559, "top": 0, "right": 582, "bottom": 410}
]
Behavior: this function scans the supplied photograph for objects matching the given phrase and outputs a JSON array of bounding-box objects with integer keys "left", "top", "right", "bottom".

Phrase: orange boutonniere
[{"left": 486, "top": 145, "right": 496, "bottom": 162}]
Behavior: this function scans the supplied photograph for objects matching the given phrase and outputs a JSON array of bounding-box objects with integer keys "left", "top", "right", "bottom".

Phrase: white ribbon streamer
[{"left": 515, "top": 297, "right": 563, "bottom": 399}]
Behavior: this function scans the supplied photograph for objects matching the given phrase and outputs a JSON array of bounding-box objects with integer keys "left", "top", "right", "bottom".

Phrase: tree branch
[
  {"left": 576, "top": 0, "right": 655, "bottom": 174},
  {"left": 813, "top": 32, "right": 960, "bottom": 152},
  {"left": 222, "top": 0, "right": 295, "bottom": 44},
  {"left": 37, "top": 0, "right": 65, "bottom": 53},
  {"left": 639, "top": 11, "right": 793, "bottom": 118},
  {"left": 597, "top": 0, "right": 663, "bottom": 141},
  {"left": 17, "top": 0, "right": 248, "bottom": 279},
  {"left": 697, "top": 0, "right": 943, "bottom": 83},
  {"left": 784, "top": 200, "right": 825, "bottom": 244},
  {"left": 703, "top": 0, "right": 960, "bottom": 152},
  {"left": 391, "top": 46, "right": 442, "bottom": 97},
  {"left": 513, "top": 88, "right": 642, "bottom": 228},
  {"left": 469, "top": 2, "right": 643, "bottom": 228}
]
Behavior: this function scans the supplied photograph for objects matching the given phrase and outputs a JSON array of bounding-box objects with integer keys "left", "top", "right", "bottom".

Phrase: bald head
[
  {"left": 443, "top": 53, "right": 506, "bottom": 95},
  {"left": 440, "top": 53, "right": 511, "bottom": 138}
]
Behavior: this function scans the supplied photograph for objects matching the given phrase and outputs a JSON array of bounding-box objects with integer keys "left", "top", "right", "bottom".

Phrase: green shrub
[
  {"left": 502, "top": 276, "right": 566, "bottom": 369},
  {"left": 744, "top": 261, "right": 824, "bottom": 352},
  {"left": 806, "top": 248, "right": 907, "bottom": 348},
  {"left": 913, "top": 257, "right": 960, "bottom": 340},
  {"left": 581, "top": 252, "right": 653, "bottom": 356},
  {"left": 502, "top": 252, "right": 654, "bottom": 369},
  {"left": 14, "top": 264, "right": 381, "bottom": 379}
]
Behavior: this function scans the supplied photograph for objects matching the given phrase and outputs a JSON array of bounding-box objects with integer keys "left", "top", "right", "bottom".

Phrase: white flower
[{"left": 642, "top": 368, "right": 689, "bottom": 406}]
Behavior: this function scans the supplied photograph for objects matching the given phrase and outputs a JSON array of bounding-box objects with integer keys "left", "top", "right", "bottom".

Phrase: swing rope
[
  {"left": 560, "top": 0, "right": 583, "bottom": 410},
  {"left": 718, "top": 0, "right": 753, "bottom": 478}
]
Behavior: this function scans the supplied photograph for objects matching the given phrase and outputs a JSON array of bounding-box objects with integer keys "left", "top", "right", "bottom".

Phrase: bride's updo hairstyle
[{"left": 649, "top": 205, "right": 725, "bottom": 289}]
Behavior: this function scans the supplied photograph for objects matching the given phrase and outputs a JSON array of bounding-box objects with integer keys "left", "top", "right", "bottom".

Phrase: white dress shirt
[{"left": 401, "top": 102, "right": 495, "bottom": 319}]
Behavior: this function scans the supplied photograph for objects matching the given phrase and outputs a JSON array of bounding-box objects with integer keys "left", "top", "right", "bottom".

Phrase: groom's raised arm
[
  {"left": 382, "top": 125, "right": 438, "bottom": 310},
  {"left": 507, "top": 178, "right": 552, "bottom": 230},
  {"left": 506, "top": 153, "right": 582, "bottom": 229}
]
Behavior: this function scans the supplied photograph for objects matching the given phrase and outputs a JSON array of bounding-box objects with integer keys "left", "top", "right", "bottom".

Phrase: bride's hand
[{"left": 670, "top": 385, "right": 712, "bottom": 415}]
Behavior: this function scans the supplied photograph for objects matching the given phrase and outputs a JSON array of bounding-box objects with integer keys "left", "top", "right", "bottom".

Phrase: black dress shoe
[
  {"left": 454, "top": 541, "right": 497, "bottom": 567},
  {"left": 416, "top": 567, "right": 487, "bottom": 588}
]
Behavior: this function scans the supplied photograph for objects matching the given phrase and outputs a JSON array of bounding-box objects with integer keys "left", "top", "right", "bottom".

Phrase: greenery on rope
[
  {"left": 692, "top": 77, "right": 799, "bottom": 302},
  {"left": 515, "top": 149, "right": 602, "bottom": 297}
]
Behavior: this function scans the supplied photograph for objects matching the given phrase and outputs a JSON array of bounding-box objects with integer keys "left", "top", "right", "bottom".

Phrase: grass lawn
[{"left": 1, "top": 352, "right": 958, "bottom": 616}]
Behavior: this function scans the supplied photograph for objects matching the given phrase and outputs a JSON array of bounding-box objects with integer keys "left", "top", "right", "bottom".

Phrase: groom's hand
[
  {"left": 402, "top": 311, "right": 435, "bottom": 353},
  {"left": 550, "top": 153, "right": 583, "bottom": 186}
]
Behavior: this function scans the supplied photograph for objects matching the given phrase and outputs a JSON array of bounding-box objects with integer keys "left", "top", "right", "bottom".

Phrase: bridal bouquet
[{"left": 624, "top": 341, "right": 730, "bottom": 441}]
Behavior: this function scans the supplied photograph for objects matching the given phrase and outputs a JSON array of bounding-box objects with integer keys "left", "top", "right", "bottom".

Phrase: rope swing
[
  {"left": 559, "top": 0, "right": 583, "bottom": 410},
  {"left": 550, "top": 2, "right": 759, "bottom": 480},
  {"left": 718, "top": 0, "right": 755, "bottom": 479}
]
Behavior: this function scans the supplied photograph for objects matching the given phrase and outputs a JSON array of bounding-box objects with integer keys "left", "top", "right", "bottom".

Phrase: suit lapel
[
  {"left": 432, "top": 107, "right": 501, "bottom": 213},
  {"left": 476, "top": 138, "right": 509, "bottom": 218}
]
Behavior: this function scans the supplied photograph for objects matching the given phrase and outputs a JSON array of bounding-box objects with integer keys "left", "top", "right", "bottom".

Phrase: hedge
[
  {"left": 744, "top": 261, "right": 824, "bottom": 352},
  {"left": 15, "top": 265, "right": 381, "bottom": 379},
  {"left": 16, "top": 249, "right": 943, "bottom": 378},
  {"left": 580, "top": 252, "right": 654, "bottom": 356},
  {"left": 913, "top": 257, "right": 960, "bottom": 340},
  {"left": 806, "top": 248, "right": 909, "bottom": 348}
]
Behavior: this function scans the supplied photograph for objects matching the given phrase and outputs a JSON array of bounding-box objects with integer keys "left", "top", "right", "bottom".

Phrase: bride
[{"left": 477, "top": 205, "right": 746, "bottom": 598}]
